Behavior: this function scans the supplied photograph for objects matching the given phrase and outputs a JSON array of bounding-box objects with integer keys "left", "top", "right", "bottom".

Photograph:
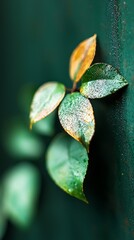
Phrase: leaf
[
  {"left": 80, "top": 63, "right": 128, "bottom": 99},
  {"left": 69, "top": 34, "right": 97, "bottom": 83},
  {"left": 58, "top": 92, "right": 95, "bottom": 151},
  {"left": 4, "top": 119, "right": 44, "bottom": 159},
  {"left": 30, "top": 82, "right": 65, "bottom": 127},
  {"left": 46, "top": 133, "right": 89, "bottom": 203},
  {"left": 2, "top": 163, "right": 40, "bottom": 228}
]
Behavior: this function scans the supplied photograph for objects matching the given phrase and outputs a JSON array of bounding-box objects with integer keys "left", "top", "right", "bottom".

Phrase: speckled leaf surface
[
  {"left": 69, "top": 35, "right": 96, "bottom": 83},
  {"left": 80, "top": 63, "right": 128, "bottom": 99},
  {"left": 2, "top": 163, "right": 40, "bottom": 228},
  {"left": 46, "top": 134, "right": 88, "bottom": 203},
  {"left": 58, "top": 93, "right": 95, "bottom": 151},
  {"left": 30, "top": 82, "right": 65, "bottom": 127}
]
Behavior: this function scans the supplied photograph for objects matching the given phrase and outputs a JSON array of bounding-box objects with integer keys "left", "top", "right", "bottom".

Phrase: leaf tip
[
  {"left": 86, "top": 147, "right": 89, "bottom": 153},
  {"left": 84, "top": 198, "right": 89, "bottom": 204},
  {"left": 29, "top": 120, "right": 34, "bottom": 130},
  {"left": 81, "top": 194, "right": 89, "bottom": 204},
  {"left": 83, "top": 142, "right": 90, "bottom": 153},
  {"left": 93, "top": 33, "right": 97, "bottom": 39},
  {"left": 78, "top": 190, "right": 88, "bottom": 203},
  {"left": 124, "top": 81, "right": 129, "bottom": 86}
]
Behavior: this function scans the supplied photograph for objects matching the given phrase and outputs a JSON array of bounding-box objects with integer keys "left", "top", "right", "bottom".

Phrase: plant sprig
[{"left": 29, "top": 34, "right": 128, "bottom": 202}]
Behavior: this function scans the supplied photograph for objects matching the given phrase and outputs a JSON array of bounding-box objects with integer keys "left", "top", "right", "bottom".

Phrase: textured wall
[{"left": 1, "top": 0, "right": 134, "bottom": 239}]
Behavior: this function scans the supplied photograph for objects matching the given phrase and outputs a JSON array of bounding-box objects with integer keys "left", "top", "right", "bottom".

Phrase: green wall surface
[{"left": 1, "top": 0, "right": 134, "bottom": 239}]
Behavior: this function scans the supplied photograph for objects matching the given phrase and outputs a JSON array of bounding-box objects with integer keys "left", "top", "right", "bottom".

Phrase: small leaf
[
  {"left": 69, "top": 34, "right": 96, "bottom": 83},
  {"left": 58, "top": 92, "right": 95, "bottom": 151},
  {"left": 30, "top": 82, "right": 65, "bottom": 127},
  {"left": 2, "top": 163, "right": 40, "bottom": 228},
  {"left": 80, "top": 63, "right": 128, "bottom": 99},
  {"left": 46, "top": 133, "right": 89, "bottom": 203}
]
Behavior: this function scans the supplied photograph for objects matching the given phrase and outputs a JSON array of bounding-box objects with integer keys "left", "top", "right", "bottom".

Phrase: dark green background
[{"left": 1, "top": 0, "right": 134, "bottom": 239}]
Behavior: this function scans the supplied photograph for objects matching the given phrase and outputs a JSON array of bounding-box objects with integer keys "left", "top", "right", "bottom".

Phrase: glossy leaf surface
[
  {"left": 58, "top": 93, "right": 95, "bottom": 151},
  {"left": 2, "top": 163, "right": 40, "bottom": 228},
  {"left": 69, "top": 34, "right": 96, "bottom": 82},
  {"left": 30, "top": 82, "right": 65, "bottom": 127},
  {"left": 46, "top": 134, "right": 89, "bottom": 202},
  {"left": 80, "top": 63, "right": 128, "bottom": 99}
]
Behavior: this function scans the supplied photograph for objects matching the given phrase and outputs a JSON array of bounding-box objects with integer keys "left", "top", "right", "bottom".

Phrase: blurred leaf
[
  {"left": 69, "top": 34, "right": 96, "bottom": 83},
  {"left": 2, "top": 163, "right": 40, "bottom": 228},
  {"left": 33, "top": 110, "right": 56, "bottom": 136},
  {"left": 30, "top": 82, "right": 65, "bottom": 127},
  {"left": 58, "top": 93, "right": 95, "bottom": 151},
  {"left": 0, "top": 187, "right": 7, "bottom": 239},
  {"left": 80, "top": 63, "right": 128, "bottom": 98},
  {"left": 4, "top": 121, "right": 44, "bottom": 159},
  {"left": 46, "top": 134, "right": 88, "bottom": 203}
]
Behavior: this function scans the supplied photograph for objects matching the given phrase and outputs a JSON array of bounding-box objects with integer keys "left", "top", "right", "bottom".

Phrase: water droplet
[
  {"left": 68, "top": 188, "right": 72, "bottom": 193},
  {"left": 74, "top": 171, "right": 79, "bottom": 177}
]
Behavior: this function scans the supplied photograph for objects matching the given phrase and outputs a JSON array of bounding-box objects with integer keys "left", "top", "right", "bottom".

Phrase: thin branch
[{"left": 71, "top": 81, "right": 77, "bottom": 93}]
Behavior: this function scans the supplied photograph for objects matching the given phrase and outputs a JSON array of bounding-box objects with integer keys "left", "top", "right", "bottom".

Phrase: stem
[
  {"left": 71, "top": 81, "right": 77, "bottom": 93},
  {"left": 66, "top": 87, "right": 72, "bottom": 92},
  {"left": 66, "top": 82, "right": 78, "bottom": 93}
]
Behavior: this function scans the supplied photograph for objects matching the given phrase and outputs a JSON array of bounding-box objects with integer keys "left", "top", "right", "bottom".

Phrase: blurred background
[{"left": 1, "top": 0, "right": 134, "bottom": 239}]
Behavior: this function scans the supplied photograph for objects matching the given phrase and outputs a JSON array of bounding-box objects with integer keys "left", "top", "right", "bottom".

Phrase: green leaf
[
  {"left": 2, "top": 163, "right": 40, "bottom": 228},
  {"left": 80, "top": 63, "right": 128, "bottom": 99},
  {"left": 4, "top": 119, "right": 44, "bottom": 159},
  {"left": 46, "top": 133, "right": 89, "bottom": 203},
  {"left": 30, "top": 82, "right": 65, "bottom": 127},
  {"left": 58, "top": 92, "right": 95, "bottom": 151}
]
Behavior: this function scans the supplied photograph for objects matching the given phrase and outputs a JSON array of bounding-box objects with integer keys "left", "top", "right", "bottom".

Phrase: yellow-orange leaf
[{"left": 69, "top": 34, "right": 97, "bottom": 83}]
